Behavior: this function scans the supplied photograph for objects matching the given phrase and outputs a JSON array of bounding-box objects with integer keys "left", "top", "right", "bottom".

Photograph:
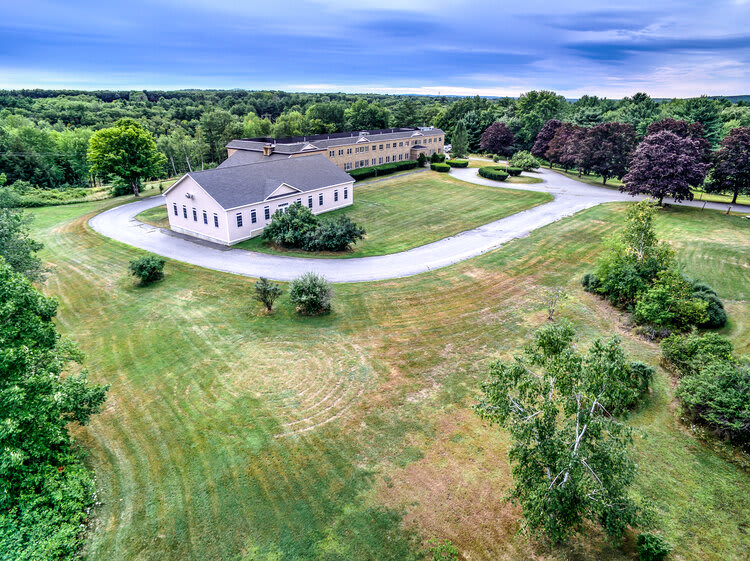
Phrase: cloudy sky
[{"left": 2, "top": 0, "right": 749, "bottom": 97}]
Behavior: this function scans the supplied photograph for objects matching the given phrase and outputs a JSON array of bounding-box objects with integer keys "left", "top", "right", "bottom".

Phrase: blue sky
[{"left": 2, "top": 0, "right": 749, "bottom": 97}]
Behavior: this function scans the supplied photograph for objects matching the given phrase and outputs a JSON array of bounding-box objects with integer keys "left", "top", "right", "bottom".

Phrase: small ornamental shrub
[
  {"left": 289, "top": 272, "right": 332, "bottom": 315},
  {"left": 446, "top": 159, "right": 468, "bottom": 168},
  {"left": 430, "top": 163, "right": 451, "bottom": 172},
  {"left": 430, "top": 152, "right": 446, "bottom": 163},
  {"left": 417, "top": 153, "right": 427, "bottom": 167},
  {"left": 637, "top": 533, "right": 672, "bottom": 561},
  {"left": 492, "top": 154, "right": 500, "bottom": 162},
  {"left": 478, "top": 166, "right": 509, "bottom": 181},
  {"left": 509, "top": 150, "right": 541, "bottom": 171},
  {"left": 128, "top": 255, "right": 165, "bottom": 285},
  {"left": 505, "top": 166, "right": 523, "bottom": 176},
  {"left": 253, "top": 277, "right": 283, "bottom": 312}
]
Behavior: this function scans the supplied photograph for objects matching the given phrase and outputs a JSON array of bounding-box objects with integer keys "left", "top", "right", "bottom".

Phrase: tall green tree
[
  {"left": 87, "top": 118, "right": 166, "bottom": 196},
  {"left": 0, "top": 208, "right": 45, "bottom": 281},
  {"left": 514, "top": 90, "right": 569, "bottom": 149},
  {"left": 344, "top": 99, "right": 391, "bottom": 131},
  {"left": 0, "top": 258, "right": 108, "bottom": 559},
  {"left": 704, "top": 126, "right": 750, "bottom": 204},
  {"left": 475, "top": 321, "right": 643, "bottom": 543},
  {"left": 450, "top": 119, "right": 469, "bottom": 158}
]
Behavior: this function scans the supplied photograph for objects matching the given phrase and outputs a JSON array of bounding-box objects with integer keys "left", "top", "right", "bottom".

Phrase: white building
[{"left": 163, "top": 154, "right": 354, "bottom": 245}]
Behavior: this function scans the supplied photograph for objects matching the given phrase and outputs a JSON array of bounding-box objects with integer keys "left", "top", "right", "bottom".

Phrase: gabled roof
[{"left": 186, "top": 155, "right": 353, "bottom": 210}]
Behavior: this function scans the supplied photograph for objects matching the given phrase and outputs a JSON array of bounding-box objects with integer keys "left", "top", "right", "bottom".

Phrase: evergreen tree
[{"left": 450, "top": 119, "right": 469, "bottom": 158}]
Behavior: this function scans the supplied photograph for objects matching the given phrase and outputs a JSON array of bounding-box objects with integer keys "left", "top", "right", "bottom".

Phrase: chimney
[{"left": 263, "top": 144, "right": 274, "bottom": 157}]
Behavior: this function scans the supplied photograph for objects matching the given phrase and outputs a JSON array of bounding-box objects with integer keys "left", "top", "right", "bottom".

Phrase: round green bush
[
  {"left": 128, "top": 256, "right": 165, "bottom": 285},
  {"left": 289, "top": 272, "right": 332, "bottom": 315},
  {"left": 693, "top": 291, "right": 727, "bottom": 328},
  {"left": 506, "top": 166, "right": 523, "bottom": 176},
  {"left": 581, "top": 272, "right": 601, "bottom": 293},
  {"left": 430, "top": 162, "right": 451, "bottom": 173},
  {"left": 478, "top": 166, "right": 509, "bottom": 181},
  {"left": 446, "top": 159, "right": 468, "bottom": 168}
]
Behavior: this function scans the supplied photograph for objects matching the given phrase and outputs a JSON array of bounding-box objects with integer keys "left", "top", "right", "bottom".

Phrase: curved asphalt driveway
[{"left": 88, "top": 167, "right": 749, "bottom": 283}]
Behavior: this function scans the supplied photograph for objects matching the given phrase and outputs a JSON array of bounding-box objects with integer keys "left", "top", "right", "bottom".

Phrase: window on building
[
  {"left": 213, "top": 214, "right": 219, "bottom": 228},
  {"left": 379, "top": 157, "right": 383, "bottom": 164},
  {"left": 202, "top": 210, "right": 208, "bottom": 224},
  {"left": 347, "top": 148, "right": 352, "bottom": 154},
  {"left": 344, "top": 188, "right": 348, "bottom": 199},
  {"left": 264, "top": 206, "right": 270, "bottom": 220},
  {"left": 329, "top": 150, "right": 334, "bottom": 157},
  {"left": 192, "top": 208, "right": 197, "bottom": 221},
  {"left": 386, "top": 156, "right": 390, "bottom": 163},
  {"left": 399, "top": 141, "right": 403, "bottom": 147},
  {"left": 334, "top": 190, "right": 339, "bottom": 202},
  {"left": 398, "top": 154, "right": 402, "bottom": 161},
  {"left": 182, "top": 205, "right": 187, "bottom": 219},
  {"left": 371, "top": 158, "right": 376, "bottom": 165},
  {"left": 319, "top": 193, "right": 323, "bottom": 205},
  {"left": 386, "top": 143, "right": 390, "bottom": 148},
  {"left": 296, "top": 198, "right": 301, "bottom": 204},
  {"left": 338, "top": 149, "right": 343, "bottom": 155},
  {"left": 251, "top": 209, "right": 257, "bottom": 224},
  {"left": 236, "top": 213, "right": 243, "bottom": 227},
  {"left": 379, "top": 144, "right": 383, "bottom": 149},
  {"left": 173, "top": 203, "right": 178, "bottom": 216},
  {"left": 344, "top": 162, "right": 352, "bottom": 170},
  {"left": 307, "top": 196, "right": 313, "bottom": 208}
]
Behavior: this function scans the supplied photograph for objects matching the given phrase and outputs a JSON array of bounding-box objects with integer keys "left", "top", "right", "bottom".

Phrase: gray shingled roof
[
  {"left": 226, "top": 128, "right": 444, "bottom": 154},
  {"left": 186, "top": 155, "right": 353, "bottom": 210},
  {"left": 217, "top": 150, "right": 288, "bottom": 168}
]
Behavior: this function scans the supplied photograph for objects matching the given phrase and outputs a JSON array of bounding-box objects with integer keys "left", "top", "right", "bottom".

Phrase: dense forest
[{"left": 1, "top": 89, "right": 749, "bottom": 195}]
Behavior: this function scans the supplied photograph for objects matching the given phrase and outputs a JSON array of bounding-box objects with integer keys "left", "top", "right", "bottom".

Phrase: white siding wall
[{"left": 164, "top": 175, "right": 355, "bottom": 246}]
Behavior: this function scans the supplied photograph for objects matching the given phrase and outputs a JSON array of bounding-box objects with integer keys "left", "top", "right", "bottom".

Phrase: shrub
[
  {"left": 637, "top": 533, "right": 672, "bottom": 561},
  {"left": 509, "top": 150, "right": 541, "bottom": 171},
  {"left": 446, "top": 159, "right": 468, "bottom": 168},
  {"left": 305, "top": 215, "right": 366, "bottom": 252},
  {"left": 128, "top": 255, "right": 165, "bottom": 285},
  {"left": 478, "top": 166, "right": 509, "bottom": 181},
  {"left": 430, "top": 152, "right": 446, "bottom": 163},
  {"left": 253, "top": 277, "right": 282, "bottom": 312},
  {"left": 289, "top": 272, "right": 332, "bottom": 315},
  {"left": 661, "top": 331, "right": 734, "bottom": 377},
  {"left": 691, "top": 281, "right": 717, "bottom": 296},
  {"left": 262, "top": 202, "right": 318, "bottom": 248},
  {"left": 427, "top": 539, "right": 459, "bottom": 561},
  {"left": 430, "top": 163, "right": 450, "bottom": 172},
  {"left": 581, "top": 272, "right": 601, "bottom": 292},
  {"left": 677, "top": 360, "right": 750, "bottom": 447},
  {"left": 693, "top": 291, "right": 727, "bottom": 328},
  {"left": 634, "top": 268, "right": 708, "bottom": 329},
  {"left": 505, "top": 166, "right": 523, "bottom": 176},
  {"left": 348, "top": 160, "right": 418, "bottom": 181},
  {"left": 417, "top": 153, "right": 427, "bottom": 167},
  {"left": 492, "top": 154, "right": 501, "bottom": 162}
]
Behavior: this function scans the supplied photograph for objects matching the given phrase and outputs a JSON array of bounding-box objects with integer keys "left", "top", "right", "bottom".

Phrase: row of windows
[
  {"left": 327, "top": 137, "right": 443, "bottom": 158},
  {"left": 174, "top": 203, "right": 220, "bottom": 228},
  {"left": 232, "top": 189, "right": 349, "bottom": 228}
]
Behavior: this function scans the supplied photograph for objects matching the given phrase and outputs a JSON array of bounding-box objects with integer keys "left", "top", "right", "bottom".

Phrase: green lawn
[
  {"left": 138, "top": 171, "right": 551, "bottom": 258},
  {"left": 30, "top": 199, "right": 750, "bottom": 561}
]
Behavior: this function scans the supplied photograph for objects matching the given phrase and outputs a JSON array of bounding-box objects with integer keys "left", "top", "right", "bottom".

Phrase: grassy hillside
[{"left": 31, "top": 197, "right": 750, "bottom": 561}]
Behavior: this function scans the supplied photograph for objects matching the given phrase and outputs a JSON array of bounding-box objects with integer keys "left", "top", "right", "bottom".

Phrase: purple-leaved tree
[
  {"left": 579, "top": 122, "right": 637, "bottom": 184},
  {"left": 545, "top": 123, "right": 584, "bottom": 172},
  {"left": 480, "top": 121, "right": 515, "bottom": 156},
  {"left": 532, "top": 119, "right": 562, "bottom": 164},
  {"left": 621, "top": 130, "right": 710, "bottom": 205},
  {"left": 705, "top": 127, "right": 750, "bottom": 204},
  {"left": 646, "top": 118, "right": 711, "bottom": 163}
]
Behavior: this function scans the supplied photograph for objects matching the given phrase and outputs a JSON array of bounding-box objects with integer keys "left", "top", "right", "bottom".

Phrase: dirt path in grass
[{"left": 88, "top": 167, "right": 750, "bottom": 283}]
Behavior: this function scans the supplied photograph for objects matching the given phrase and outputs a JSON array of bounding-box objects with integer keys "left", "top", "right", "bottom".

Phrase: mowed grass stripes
[{"left": 30, "top": 194, "right": 750, "bottom": 560}]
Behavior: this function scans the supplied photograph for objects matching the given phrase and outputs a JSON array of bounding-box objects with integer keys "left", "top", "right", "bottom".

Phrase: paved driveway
[{"left": 88, "top": 167, "right": 749, "bottom": 283}]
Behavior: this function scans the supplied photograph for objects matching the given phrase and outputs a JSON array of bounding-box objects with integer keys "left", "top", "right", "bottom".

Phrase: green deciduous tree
[
  {"left": 344, "top": 99, "right": 390, "bottom": 131},
  {"left": 253, "top": 277, "right": 283, "bottom": 312},
  {"left": 0, "top": 258, "right": 108, "bottom": 558},
  {"left": 87, "top": 118, "right": 167, "bottom": 196},
  {"left": 0, "top": 208, "right": 45, "bottom": 281},
  {"left": 704, "top": 126, "right": 750, "bottom": 204},
  {"left": 474, "top": 321, "right": 644, "bottom": 543}
]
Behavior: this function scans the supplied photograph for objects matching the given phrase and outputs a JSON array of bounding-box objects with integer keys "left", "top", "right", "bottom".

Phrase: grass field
[
  {"left": 31, "top": 192, "right": 750, "bottom": 561},
  {"left": 137, "top": 171, "right": 551, "bottom": 258}
]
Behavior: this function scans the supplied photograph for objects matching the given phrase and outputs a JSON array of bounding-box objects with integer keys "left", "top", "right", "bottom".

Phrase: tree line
[{"left": 1, "top": 89, "right": 749, "bottom": 196}]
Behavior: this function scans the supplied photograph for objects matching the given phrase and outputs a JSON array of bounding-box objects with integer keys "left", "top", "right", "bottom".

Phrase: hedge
[
  {"left": 478, "top": 166, "right": 509, "bottom": 181},
  {"left": 430, "top": 163, "right": 451, "bottom": 172},
  {"left": 348, "top": 160, "right": 418, "bottom": 181},
  {"left": 506, "top": 166, "right": 523, "bottom": 176},
  {"left": 446, "top": 159, "right": 469, "bottom": 168}
]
